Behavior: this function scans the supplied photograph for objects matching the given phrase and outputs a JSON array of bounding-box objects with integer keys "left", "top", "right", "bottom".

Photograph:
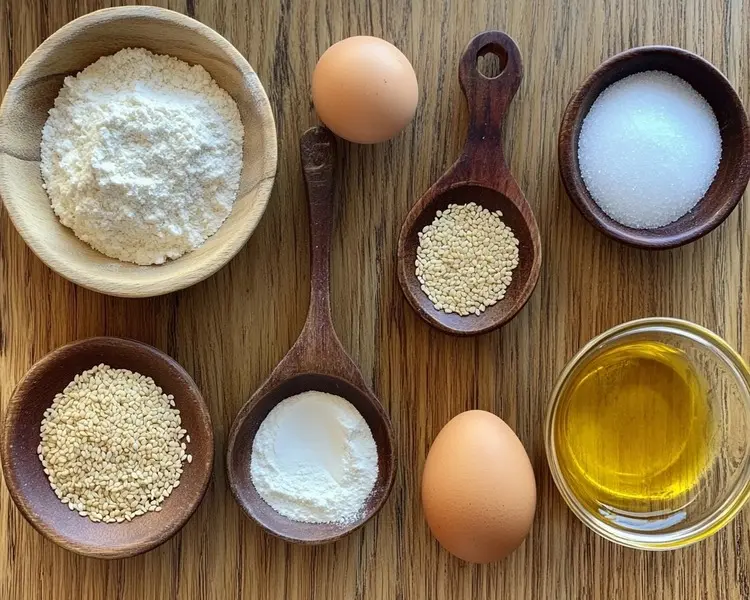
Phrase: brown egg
[
  {"left": 312, "top": 36, "right": 418, "bottom": 144},
  {"left": 422, "top": 410, "right": 536, "bottom": 563}
]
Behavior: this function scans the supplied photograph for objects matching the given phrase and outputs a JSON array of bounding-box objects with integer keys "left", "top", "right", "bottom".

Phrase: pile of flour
[
  {"left": 251, "top": 390, "right": 379, "bottom": 524},
  {"left": 41, "top": 48, "right": 244, "bottom": 265}
]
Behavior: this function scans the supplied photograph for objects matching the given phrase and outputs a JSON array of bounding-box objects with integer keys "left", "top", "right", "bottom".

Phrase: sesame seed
[
  {"left": 37, "top": 365, "right": 190, "bottom": 524},
  {"left": 415, "top": 203, "right": 520, "bottom": 316}
]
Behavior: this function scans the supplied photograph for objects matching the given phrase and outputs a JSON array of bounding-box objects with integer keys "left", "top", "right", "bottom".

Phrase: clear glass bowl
[{"left": 545, "top": 318, "right": 750, "bottom": 550}]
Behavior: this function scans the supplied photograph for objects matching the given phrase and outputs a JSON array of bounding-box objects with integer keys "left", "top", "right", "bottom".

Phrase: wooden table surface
[{"left": 1, "top": 0, "right": 749, "bottom": 598}]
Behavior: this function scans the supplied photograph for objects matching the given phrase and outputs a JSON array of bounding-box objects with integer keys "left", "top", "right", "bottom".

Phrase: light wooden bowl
[
  {"left": 0, "top": 6, "right": 277, "bottom": 297},
  {"left": 0, "top": 337, "right": 214, "bottom": 559}
]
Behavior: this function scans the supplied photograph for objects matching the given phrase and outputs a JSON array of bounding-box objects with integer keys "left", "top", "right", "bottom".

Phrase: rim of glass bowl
[{"left": 544, "top": 317, "right": 750, "bottom": 550}]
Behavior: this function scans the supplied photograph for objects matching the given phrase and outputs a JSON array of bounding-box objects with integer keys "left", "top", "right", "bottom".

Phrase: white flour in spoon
[
  {"left": 251, "top": 390, "right": 379, "bottom": 524},
  {"left": 41, "top": 48, "right": 244, "bottom": 265}
]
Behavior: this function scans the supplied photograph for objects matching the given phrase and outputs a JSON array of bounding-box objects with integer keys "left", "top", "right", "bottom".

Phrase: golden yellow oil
[{"left": 555, "top": 340, "right": 714, "bottom": 510}]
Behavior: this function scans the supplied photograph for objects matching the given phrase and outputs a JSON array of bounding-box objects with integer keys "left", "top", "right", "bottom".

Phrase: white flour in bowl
[{"left": 40, "top": 48, "right": 244, "bottom": 265}]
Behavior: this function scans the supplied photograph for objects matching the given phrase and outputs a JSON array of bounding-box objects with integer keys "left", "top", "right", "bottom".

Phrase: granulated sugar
[
  {"left": 250, "top": 390, "right": 378, "bottom": 524},
  {"left": 578, "top": 71, "right": 721, "bottom": 229}
]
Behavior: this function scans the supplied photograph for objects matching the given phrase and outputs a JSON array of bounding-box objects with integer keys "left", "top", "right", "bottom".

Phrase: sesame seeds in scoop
[
  {"left": 415, "top": 203, "right": 520, "bottom": 316},
  {"left": 577, "top": 71, "right": 721, "bottom": 229}
]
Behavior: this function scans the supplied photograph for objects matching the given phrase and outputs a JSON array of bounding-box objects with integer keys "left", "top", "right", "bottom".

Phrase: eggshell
[
  {"left": 312, "top": 36, "right": 418, "bottom": 144},
  {"left": 422, "top": 410, "right": 536, "bottom": 563}
]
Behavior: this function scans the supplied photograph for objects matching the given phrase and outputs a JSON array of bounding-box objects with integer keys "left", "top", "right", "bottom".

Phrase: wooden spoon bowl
[
  {"left": 0, "top": 6, "right": 277, "bottom": 297},
  {"left": 398, "top": 31, "right": 542, "bottom": 336},
  {"left": 226, "top": 127, "right": 396, "bottom": 544},
  {"left": 558, "top": 45, "right": 750, "bottom": 249},
  {"left": 0, "top": 337, "right": 214, "bottom": 559}
]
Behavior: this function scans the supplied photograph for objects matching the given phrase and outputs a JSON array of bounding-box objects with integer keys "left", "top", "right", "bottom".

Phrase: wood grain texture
[
  {"left": 0, "top": 0, "right": 749, "bottom": 598},
  {"left": 398, "top": 31, "right": 542, "bottom": 336}
]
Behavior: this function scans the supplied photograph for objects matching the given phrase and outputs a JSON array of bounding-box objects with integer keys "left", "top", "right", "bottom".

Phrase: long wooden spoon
[
  {"left": 227, "top": 126, "right": 396, "bottom": 544},
  {"left": 398, "top": 31, "right": 542, "bottom": 336}
]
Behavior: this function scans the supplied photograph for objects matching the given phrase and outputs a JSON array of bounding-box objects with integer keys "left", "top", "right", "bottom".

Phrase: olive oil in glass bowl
[{"left": 545, "top": 318, "right": 750, "bottom": 550}]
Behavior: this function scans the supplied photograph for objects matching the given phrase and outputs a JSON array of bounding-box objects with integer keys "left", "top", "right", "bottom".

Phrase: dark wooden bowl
[
  {"left": 558, "top": 45, "right": 750, "bottom": 249},
  {"left": 397, "top": 32, "right": 542, "bottom": 336},
  {"left": 0, "top": 337, "right": 214, "bottom": 559},
  {"left": 227, "top": 128, "right": 395, "bottom": 544}
]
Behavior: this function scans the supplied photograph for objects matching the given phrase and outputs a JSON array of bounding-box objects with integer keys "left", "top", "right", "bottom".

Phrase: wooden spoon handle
[
  {"left": 300, "top": 126, "right": 337, "bottom": 331},
  {"left": 254, "top": 127, "right": 372, "bottom": 394},
  {"left": 275, "top": 124, "right": 358, "bottom": 382},
  {"left": 458, "top": 31, "right": 523, "bottom": 170}
]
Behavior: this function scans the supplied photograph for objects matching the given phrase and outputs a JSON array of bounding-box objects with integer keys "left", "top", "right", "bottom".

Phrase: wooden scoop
[
  {"left": 226, "top": 126, "right": 396, "bottom": 544},
  {"left": 397, "top": 31, "right": 542, "bottom": 336}
]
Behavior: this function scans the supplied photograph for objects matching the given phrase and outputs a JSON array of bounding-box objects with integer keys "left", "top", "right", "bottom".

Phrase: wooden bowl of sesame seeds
[{"left": 0, "top": 337, "right": 214, "bottom": 559}]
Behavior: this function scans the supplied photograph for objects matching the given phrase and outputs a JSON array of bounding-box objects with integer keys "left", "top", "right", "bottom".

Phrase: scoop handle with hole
[
  {"left": 395, "top": 30, "right": 541, "bottom": 336},
  {"left": 256, "top": 126, "right": 370, "bottom": 391},
  {"left": 456, "top": 31, "right": 523, "bottom": 186}
]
